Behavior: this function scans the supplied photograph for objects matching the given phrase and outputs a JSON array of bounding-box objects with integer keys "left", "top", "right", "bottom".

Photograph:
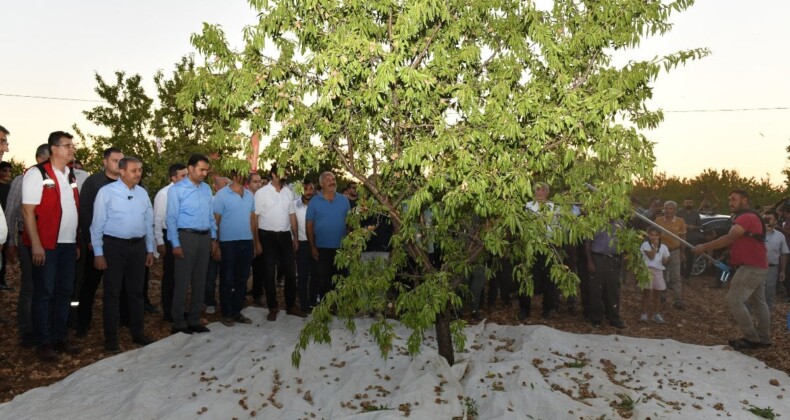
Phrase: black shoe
[
  {"left": 0, "top": 283, "right": 14, "bottom": 291},
  {"left": 470, "top": 311, "right": 483, "bottom": 321},
  {"left": 75, "top": 327, "right": 88, "bottom": 338},
  {"left": 170, "top": 327, "right": 193, "bottom": 335},
  {"left": 590, "top": 320, "right": 602, "bottom": 327},
  {"left": 188, "top": 325, "right": 210, "bottom": 334},
  {"left": 53, "top": 340, "right": 82, "bottom": 355},
  {"left": 144, "top": 303, "right": 160, "bottom": 314},
  {"left": 132, "top": 335, "right": 155, "bottom": 346},
  {"left": 19, "top": 334, "right": 35, "bottom": 349},
  {"left": 105, "top": 340, "right": 121, "bottom": 353},
  {"left": 728, "top": 338, "right": 764, "bottom": 350},
  {"left": 541, "top": 311, "right": 553, "bottom": 320},
  {"left": 163, "top": 314, "right": 174, "bottom": 323},
  {"left": 37, "top": 344, "right": 59, "bottom": 362},
  {"left": 518, "top": 311, "right": 530, "bottom": 321},
  {"left": 609, "top": 319, "right": 626, "bottom": 329}
]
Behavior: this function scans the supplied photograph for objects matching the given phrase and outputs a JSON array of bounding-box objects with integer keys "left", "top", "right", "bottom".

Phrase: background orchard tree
[
  {"left": 74, "top": 61, "right": 241, "bottom": 196},
  {"left": 183, "top": 0, "right": 706, "bottom": 365}
]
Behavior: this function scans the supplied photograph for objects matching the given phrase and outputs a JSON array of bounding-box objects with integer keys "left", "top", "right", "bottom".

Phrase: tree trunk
[{"left": 435, "top": 306, "right": 455, "bottom": 366}]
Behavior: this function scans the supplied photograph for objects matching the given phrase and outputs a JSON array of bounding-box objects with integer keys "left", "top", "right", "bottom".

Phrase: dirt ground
[{"left": 1, "top": 259, "right": 789, "bottom": 403}]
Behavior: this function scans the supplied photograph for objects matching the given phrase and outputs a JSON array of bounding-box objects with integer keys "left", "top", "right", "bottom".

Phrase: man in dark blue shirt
[
  {"left": 90, "top": 157, "right": 155, "bottom": 352},
  {"left": 166, "top": 154, "right": 218, "bottom": 335}
]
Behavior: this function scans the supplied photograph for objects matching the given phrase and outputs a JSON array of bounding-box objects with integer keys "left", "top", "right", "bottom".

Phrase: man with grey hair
[
  {"left": 6, "top": 144, "right": 50, "bottom": 347},
  {"left": 306, "top": 172, "right": 350, "bottom": 302},
  {"left": 656, "top": 200, "right": 687, "bottom": 309},
  {"left": 90, "top": 157, "right": 155, "bottom": 352}
]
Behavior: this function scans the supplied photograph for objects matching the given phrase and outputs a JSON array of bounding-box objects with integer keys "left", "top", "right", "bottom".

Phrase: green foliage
[
  {"left": 73, "top": 59, "right": 242, "bottom": 197},
  {"left": 633, "top": 169, "right": 784, "bottom": 213},
  {"left": 747, "top": 405, "right": 776, "bottom": 420},
  {"left": 187, "top": 0, "right": 706, "bottom": 366},
  {"left": 5, "top": 158, "right": 28, "bottom": 177}
]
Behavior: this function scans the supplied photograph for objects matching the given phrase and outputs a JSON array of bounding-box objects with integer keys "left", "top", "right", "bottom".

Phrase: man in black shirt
[{"left": 75, "top": 147, "right": 124, "bottom": 337}]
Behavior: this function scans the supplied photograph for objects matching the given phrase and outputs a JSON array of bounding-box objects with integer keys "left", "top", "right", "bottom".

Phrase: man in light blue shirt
[
  {"left": 213, "top": 172, "right": 258, "bottom": 326},
  {"left": 165, "top": 154, "right": 218, "bottom": 335},
  {"left": 90, "top": 157, "right": 155, "bottom": 352}
]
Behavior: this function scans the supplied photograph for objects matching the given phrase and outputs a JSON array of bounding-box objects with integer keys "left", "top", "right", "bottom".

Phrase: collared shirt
[
  {"left": 676, "top": 207, "right": 701, "bottom": 228},
  {"left": 254, "top": 184, "right": 296, "bottom": 232},
  {"left": 294, "top": 197, "right": 309, "bottom": 241},
  {"left": 90, "top": 179, "right": 154, "bottom": 256},
  {"left": 4, "top": 174, "right": 24, "bottom": 247},
  {"left": 765, "top": 229, "right": 789, "bottom": 266},
  {"left": 306, "top": 192, "right": 350, "bottom": 248},
  {"left": 213, "top": 185, "right": 255, "bottom": 241},
  {"left": 22, "top": 164, "right": 78, "bottom": 243},
  {"left": 166, "top": 177, "right": 217, "bottom": 248},
  {"left": 655, "top": 216, "right": 686, "bottom": 251},
  {"left": 590, "top": 220, "right": 624, "bottom": 255},
  {"left": 153, "top": 183, "right": 173, "bottom": 246}
]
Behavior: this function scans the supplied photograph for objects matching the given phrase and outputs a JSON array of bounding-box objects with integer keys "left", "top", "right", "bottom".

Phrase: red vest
[{"left": 22, "top": 162, "right": 80, "bottom": 250}]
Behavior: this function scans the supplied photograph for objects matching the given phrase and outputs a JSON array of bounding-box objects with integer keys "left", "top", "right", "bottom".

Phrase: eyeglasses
[{"left": 55, "top": 143, "right": 77, "bottom": 150}]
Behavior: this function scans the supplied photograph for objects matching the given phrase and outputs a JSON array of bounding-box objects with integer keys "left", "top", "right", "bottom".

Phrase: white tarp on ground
[{"left": 2, "top": 308, "right": 789, "bottom": 419}]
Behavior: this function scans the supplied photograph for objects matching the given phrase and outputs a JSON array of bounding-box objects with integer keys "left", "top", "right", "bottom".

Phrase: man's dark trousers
[
  {"left": 588, "top": 253, "right": 623, "bottom": 324},
  {"left": 161, "top": 229, "right": 175, "bottom": 322},
  {"left": 297, "top": 240, "right": 318, "bottom": 311},
  {"left": 76, "top": 246, "right": 103, "bottom": 333},
  {"left": 102, "top": 236, "right": 146, "bottom": 342},
  {"left": 260, "top": 230, "right": 297, "bottom": 310},
  {"left": 219, "top": 240, "right": 253, "bottom": 317}
]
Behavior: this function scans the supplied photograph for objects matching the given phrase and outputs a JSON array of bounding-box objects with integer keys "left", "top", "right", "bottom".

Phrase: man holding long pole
[{"left": 692, "top": 190, "right": 771, "bottom": 350}]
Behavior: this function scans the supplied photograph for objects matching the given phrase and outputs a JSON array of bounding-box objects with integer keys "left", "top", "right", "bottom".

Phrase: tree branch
[{"left": 410, "top": 21, "right": 443, "bottom": 69}]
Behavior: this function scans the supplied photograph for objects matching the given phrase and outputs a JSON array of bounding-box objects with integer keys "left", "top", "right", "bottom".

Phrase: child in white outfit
[{"left": 640, "top": 226, "right": 670, "bottom": 323}]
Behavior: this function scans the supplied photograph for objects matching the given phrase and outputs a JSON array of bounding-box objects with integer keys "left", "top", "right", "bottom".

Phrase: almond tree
[{"left": 182, "top": 0, "right": 706, "bottom": 365}]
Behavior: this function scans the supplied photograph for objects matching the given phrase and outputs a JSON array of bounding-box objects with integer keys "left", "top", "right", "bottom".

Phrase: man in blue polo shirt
[
  {"left": 166, "top": 154, "right": 218, "bottom": 335},
  {"left": 213, "top": 172, "right": 259, "bottom": 326},
  {"left": 306, "top": 172, "right": 350, "bottom": 301},
  {"left": 90, "top": 157, "right": 155, "bottom": 352}
]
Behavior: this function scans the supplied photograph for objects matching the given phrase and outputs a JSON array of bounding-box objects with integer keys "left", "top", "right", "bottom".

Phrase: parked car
[{"left": 688, "top": 214, "right": 731, "bottom": 276}]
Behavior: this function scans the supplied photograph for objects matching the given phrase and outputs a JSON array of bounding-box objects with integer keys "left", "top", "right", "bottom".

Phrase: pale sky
[{"left": 2, "top": 0, "right": 789, "bottom": 185}]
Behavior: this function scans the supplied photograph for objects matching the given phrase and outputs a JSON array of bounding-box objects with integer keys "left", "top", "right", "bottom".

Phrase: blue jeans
[
  {"left": 219, "top": 240, "right": 254, "bottom": 317},
  {"left": 31, "top": 243, "right": 77, "bottom": 346}
]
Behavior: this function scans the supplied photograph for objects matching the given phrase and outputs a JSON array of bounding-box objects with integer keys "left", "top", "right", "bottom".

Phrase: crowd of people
[
  {"left": 3, "top": 129, "right": 354, "bottom": 361},
  {"left": 1, "top": 126, "right": 787, "bottom": 364}
]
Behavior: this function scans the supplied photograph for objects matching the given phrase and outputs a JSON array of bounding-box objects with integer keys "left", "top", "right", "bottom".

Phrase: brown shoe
[
  {"left": 37, "top": 344, "right": 59, "bottom": 362},
  {"left": 221, "top": 317, "right": 236, "bottom": 327},
  {"left": 234, "top": 314, "right": 252, "bottom": 324},
  {"left": 286, "top": 307, "right": 307, "bottom": 318},
  {"left": 53, "top": 340, "right": 82, "bottom": 355},
  {"left": 267, "top": 309, "right": 279, "bottom": 321}
]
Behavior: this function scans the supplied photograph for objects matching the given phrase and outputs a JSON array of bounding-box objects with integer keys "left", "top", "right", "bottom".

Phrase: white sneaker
[
  {"left": 205, "top": 306, "right": 216, "bottom": 314},
  {"left": 652, "top": 313, "right": 665, "bottom": 324},
  {"left": 639, "top": 313, "right": 648, "bottom": 322}
]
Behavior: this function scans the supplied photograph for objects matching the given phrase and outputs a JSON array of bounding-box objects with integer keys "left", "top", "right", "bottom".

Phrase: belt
[
  {"left": 178, "top": 228, "right": 209, "bottom": 235},
  {"left": 104, "top": 235, "right": 145, "bottom": 244},
  {"left": 262, "top": 230, "right": 291, "bottom": 235},
  {"left": 591, "top": 252, "right": 621, "bottom": 259},
  {"left": 769, "top": 264, "right": 777, "bottom": 267}
]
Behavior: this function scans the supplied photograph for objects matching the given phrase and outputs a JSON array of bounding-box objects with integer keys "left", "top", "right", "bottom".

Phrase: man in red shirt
[{"left": 693, "top": 190, "right": 770, "bottom": 350}]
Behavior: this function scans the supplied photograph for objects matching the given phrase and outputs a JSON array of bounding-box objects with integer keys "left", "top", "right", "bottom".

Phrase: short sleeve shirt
[
  {"left": 306, "top": 193, "right": 350, "bottom": 248},
  {"left": 765, "top": 229, "right": 790, "bottom": 266},
  {"left": 22, "top": 165, "right": 78, "bottom": 243},
  {"left": 730, "top": 212, "right": 768, "bottom": 268},
  {"left": 641, "top": 242, "right": 670, "bottom": 270},
  {"left": 213, "top": 186, "right": 255, "bottom": 241}
]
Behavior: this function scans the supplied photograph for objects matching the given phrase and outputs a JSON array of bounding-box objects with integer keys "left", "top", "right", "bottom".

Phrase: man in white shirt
[
  {"left": 22, "top": 131, "right": 82, "bottom": 361},
  {"left": 254, "top": 166, "right": 303, "bottom": 320},
  {"left": 294, "top": 179, "right": 317, "bottom": 312},
  {"left": 519, "top": 182, "right": 559, "bottom": 320},
  {"left": 153, "top": 163, "right": 187, "bottom": 322},
  {"left": 763, "top": 211, "right": 789, "bottom": 309}
]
